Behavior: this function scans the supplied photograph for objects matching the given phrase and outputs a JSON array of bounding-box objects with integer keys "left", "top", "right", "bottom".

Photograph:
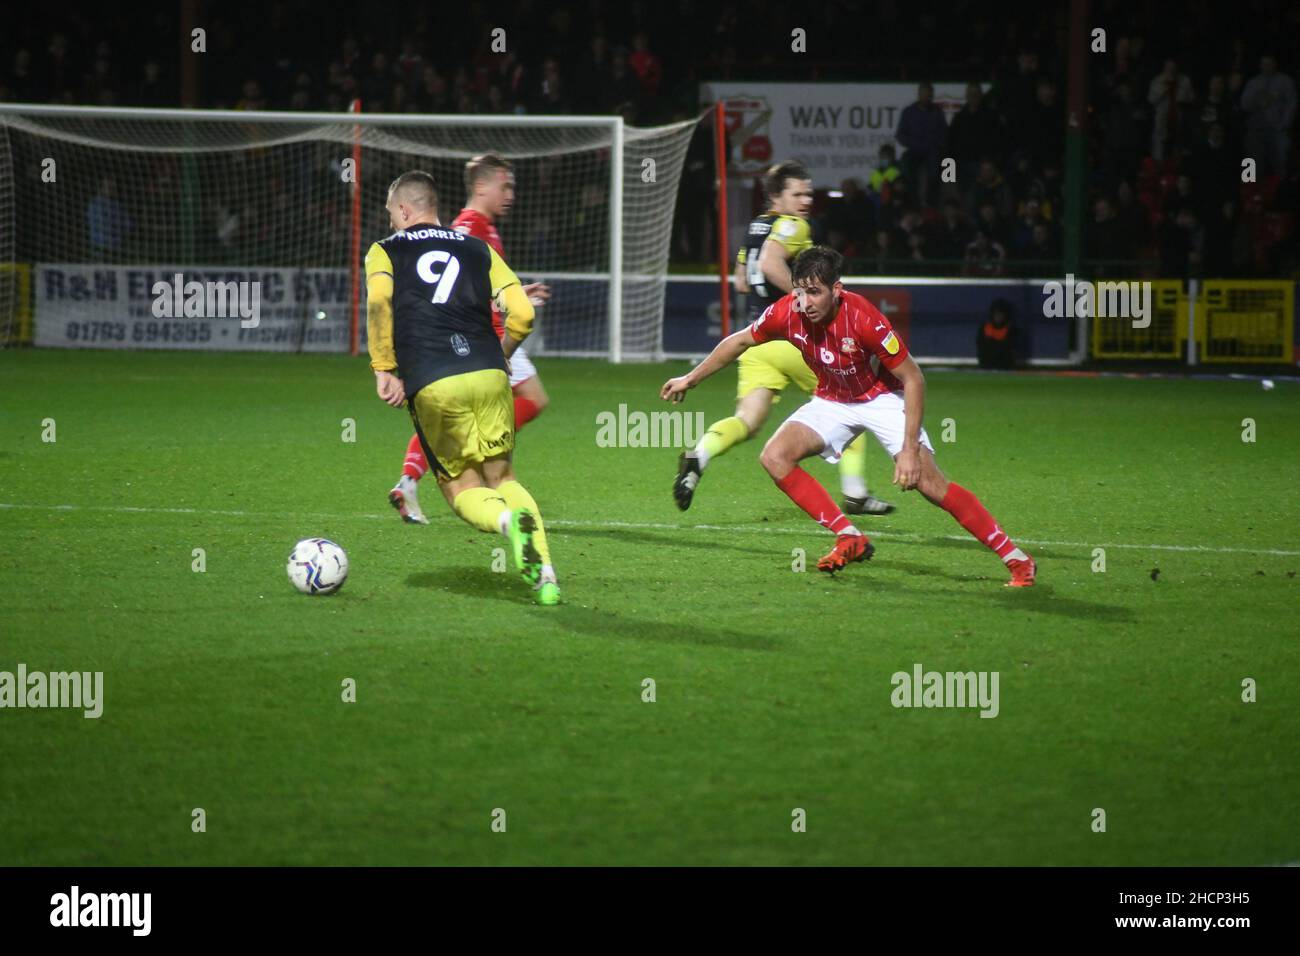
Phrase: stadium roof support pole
[
  {"left": 609, "top": 116, "right": 624, "bottom": 363},
  {"left": 714, "top": 101, "right": 731, "bottom": 338},
  {"left": 180, "top": 0, "right": 198, "bottom": 108},
  {"left": 348, "top": 99, "right": 362, "bottom": 358},
  {"left": 1063, "top": 0, "right": 1088, "bottom": 279}
]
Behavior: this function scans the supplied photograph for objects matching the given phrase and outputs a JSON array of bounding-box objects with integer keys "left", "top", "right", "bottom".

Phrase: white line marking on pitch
[{"left": 2, "top": 501, "right": 1298, "bottom": 557}]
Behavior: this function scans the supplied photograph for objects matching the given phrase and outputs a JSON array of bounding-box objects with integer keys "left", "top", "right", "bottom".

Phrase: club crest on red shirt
[{"left": 840, "top": 337, "right": 859, "bottom": 354}]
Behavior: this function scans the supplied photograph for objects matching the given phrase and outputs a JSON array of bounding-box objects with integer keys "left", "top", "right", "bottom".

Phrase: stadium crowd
[{"left": 3, "top": 1, "right": 1298, "bottom": 278}]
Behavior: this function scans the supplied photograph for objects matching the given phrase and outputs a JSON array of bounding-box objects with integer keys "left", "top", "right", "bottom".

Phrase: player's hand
[
  {"left": 660, "top": 375, "right": 692, "bottom": 403},
  {"left": 523, "top": 282, "right": 551, "bottom": 307},
  {"left": 375, "top": 370, "right": 406, "bottom": 408},
  {"left": 892, "top": 446, "right": 921, "bottom": 491}
]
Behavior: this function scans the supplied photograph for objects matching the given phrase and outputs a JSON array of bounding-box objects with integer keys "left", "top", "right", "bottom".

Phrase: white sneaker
[{"left": 388, "top": 475, "right": 429, "bottom": 525}]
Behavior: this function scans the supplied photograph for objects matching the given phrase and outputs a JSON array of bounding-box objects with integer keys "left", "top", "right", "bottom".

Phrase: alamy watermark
[
  {"left": 151, "top": 273, "right": 260, "bottom": 328},
  {"left": 596, "top": 403, "right": 705, "bottom": 448},
  {"left": 50, "top": 886, "right": 150, "bottom": 936},
  {"left": 1042, "top": 274, "right": 1151, "bottom": 329},
  {"left": 0, "top": 664, "right": 103, "bottom": 718},
  {"left": 891, "top": 663, "right": 999, "bottom": 718}
]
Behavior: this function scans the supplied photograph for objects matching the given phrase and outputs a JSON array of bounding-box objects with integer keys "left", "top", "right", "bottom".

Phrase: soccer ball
[{"left": 287, "top": 538, "right": 349, "bottom": 595}]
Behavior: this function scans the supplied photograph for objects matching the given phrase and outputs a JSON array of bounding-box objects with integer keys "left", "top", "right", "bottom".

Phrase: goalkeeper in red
[
  {"left": 389, "top": 153, "right": 551, "bottom": 525},
  {"left": 660, "top": 246, "right": 1035, "bottom": 586}
]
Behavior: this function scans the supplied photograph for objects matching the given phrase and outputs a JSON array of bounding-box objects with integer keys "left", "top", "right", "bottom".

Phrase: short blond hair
[{"left": 464, "top": 153, "right": 512, "bottom": 195}]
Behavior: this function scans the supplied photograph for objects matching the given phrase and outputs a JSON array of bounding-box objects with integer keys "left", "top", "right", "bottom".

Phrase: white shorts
[
  {"left": 508, "top": 344, "right": 537, "bottom": 388},
  {"left": 785, "top": 392, "right": 934, "bottom": 463}
]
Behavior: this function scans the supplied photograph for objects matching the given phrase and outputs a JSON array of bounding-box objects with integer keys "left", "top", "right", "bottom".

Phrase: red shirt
[
  {"left": 748, "top": 290, "right": 909, "bottom": 403},
  {"left": 452, "top": 207, "right": 506, "bottom": 338}
]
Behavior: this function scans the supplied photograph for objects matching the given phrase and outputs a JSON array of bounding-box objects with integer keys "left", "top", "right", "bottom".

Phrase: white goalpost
[{"left": 0, "top": 103, "right": 703, "bottom": 361}]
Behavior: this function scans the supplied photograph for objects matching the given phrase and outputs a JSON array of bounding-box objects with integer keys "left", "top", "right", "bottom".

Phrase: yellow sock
[
  {"left": 495, "top": 480, "right": 552, "bottom": 566},
  {"left": 838, "top": 434, "right": 869, "bottom": 499},
  {"left": 697, "top": 415, "right": 749, "bottom": 466},
  {"left": 451, "top": 487, "right": 509, "bottom": 534}
]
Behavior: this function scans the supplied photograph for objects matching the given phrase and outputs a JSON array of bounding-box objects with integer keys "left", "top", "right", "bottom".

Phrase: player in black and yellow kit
[
  {"left": 365, "top": 171, "right": 558, "bottom": 605},
  {"left": 673, "top": 161, "right": 894, "bottom": 517}
]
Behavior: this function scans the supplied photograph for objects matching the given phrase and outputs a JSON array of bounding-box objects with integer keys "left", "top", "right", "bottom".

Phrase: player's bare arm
[
  {"left": 661, "top": 327, "right": 758, "bottom": 402},
  {"left": 887, "top": 355, "right": 928, "bottom": 491},
  {"left": 758, "top": 238, "right": 794, "bottom": 294},
  {"left": 374, "top": 370, "right": 406, "bottom": 407},
  {"left": 733, "top": 259, "right": 750, "bottom": 294},
  {"left": 364, "top": 251, "right": 406, "bottom": 408}
]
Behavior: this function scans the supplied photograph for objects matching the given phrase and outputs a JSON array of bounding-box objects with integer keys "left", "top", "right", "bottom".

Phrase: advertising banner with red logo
[{"left": 701, "top": 82, "right": 982, "bottom": 186}]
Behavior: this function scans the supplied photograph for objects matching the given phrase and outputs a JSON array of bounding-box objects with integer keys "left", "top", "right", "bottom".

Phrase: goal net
[{"left": 0, "top": 105, "right": 703, "bottom": 360}]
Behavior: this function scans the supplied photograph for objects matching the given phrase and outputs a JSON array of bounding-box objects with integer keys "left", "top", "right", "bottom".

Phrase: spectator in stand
[
  {"left": 995, "top": 48, "right": 1040, "bottom": 134},
  {"left": 1196, "top": 74, "right": 1236, "bottom": 148},
  {"left": 629, "top": 32, "right": 663, "bottom": 100},
  {"left": 1162, "top": 174, "right": 1208, "bottom": 225},
  {"left": 823, "top": 178, "right": 875, "bottom": 247},
  {"left": 1024, "top": 221, "right": 1061, "bottom": 264},
  {"left": 1085, "top": 195, "right": 1135, "bottom": 275},
  {"left": 867, "top": 144, "right": 902, "bottom": 208},
  {"left": 1241, "top": 54, "right": 1297, "bottom": 177},
  {"left": 361, "top": 53, "right": 392, "bottom": 108},
  {"left": 1104, "top": 35, "right": 1140, "bottom": 97},
  {"left": 136, "top": 61, "right": 168, "bottom": 107},
  {"left": 418, "top": 67, "right": 452, "bottom": 113},
  {"left": 600, "top": 47, "right": 643, "bottom": 121},
  {"left": 976, "top": 299, "right": 1019, "bottom": 369},
  {"left": 46, "top": 33, "right": 73, "bottom": 100},
  {"left": 1189, "top": 123, "right": 1238, "bottom": 211},
  {"left": 927, "top": 199, "right": 973, "bottom": 261},
  {"left": 1147, "top": 58, "right": 1195, "bottom": 161},
  {"left": 487, "top": 50, "right": 526, "bottom": 111},
  {"left": 396, "top": 38, "right": 424, "bottom": 90},
  {"left": 1203, "top": 199, "right": 1250, "bottom": 276},
  {"left": 531, "top": 57, "right": 571, "bottom": 114},
  {"left": 895, "top": 81, "right": 948, "bottom": 206},
  {"left": 1101, "top": 80, "right": 1150, "bottom": 188},
  {"left": 573, "top": 35, "right": 611, "bottom": 113},
  {"left": 236, "top": 79, "right": 267, "bottom": 111},
  {"left": 1009, "top": 197, "right": 1045, "bottom": 256},
  {"left": 966, "top": 158, "right": 1013, "bottom": 221},
  {"left": 826, "top": 227, "right": 860, "bottom": 259},
  {"left": 286, "top": 72, "right": 312, "bottom": 111},
  {"left": 8, "top": 49, "right": 40, "bottom": 100},
  {"left": 868, "top": 227, "right": 904, "bottom": 273},
  {"left": 975, "top": 198, "right": 1009, "bottom": 247},
  {"left": 1158, "top": 206, "right": 1204, "bottom": 276},
  {"left": 1114, "top": 179, "right": 1152, "bottom": 253},
  {"left": 339, "top": 37, "right": 362, "bottom": 76},
  {"left": 1026, "top": 79, "right": 1064, "bottom": 171},
  {"left": 484, "top": 84, "right": 507, "bottom": 114},
  {"left": 947, "top": 82, "right": 1003, "bottom": 186},
  {"left": 963, "top": 228, "right": 1006, "bottom": 276},
  {"left": 84, "top": 48, "right": 118, "bottom": 106}
]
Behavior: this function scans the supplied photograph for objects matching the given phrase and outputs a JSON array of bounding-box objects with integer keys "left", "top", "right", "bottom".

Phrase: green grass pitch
[{"left": 1, "top": 349, "right": 1297, "bottom": 866}]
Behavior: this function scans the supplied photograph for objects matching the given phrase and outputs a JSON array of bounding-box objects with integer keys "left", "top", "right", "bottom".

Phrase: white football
[{"left": 287, "top": 538, "right": 349, "bottom": 595}]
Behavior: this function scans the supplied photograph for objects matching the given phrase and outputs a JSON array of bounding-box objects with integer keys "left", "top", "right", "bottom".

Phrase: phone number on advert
[{"left": 64, "top": 321, "right": 213, "bottom": 344}]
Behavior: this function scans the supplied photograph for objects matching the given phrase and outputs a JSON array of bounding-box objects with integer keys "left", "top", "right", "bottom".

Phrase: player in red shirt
[
  {"left": 390, "top": 153, "right": 552, "bottom": 524},
  {"left": 660, "top": 246, "right": 1036, "bottom": 586}
]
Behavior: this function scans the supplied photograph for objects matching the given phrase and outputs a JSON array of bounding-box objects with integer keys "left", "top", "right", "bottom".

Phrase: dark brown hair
[{"left": 791, "top": 246, "right": 844, "bottom": 288}]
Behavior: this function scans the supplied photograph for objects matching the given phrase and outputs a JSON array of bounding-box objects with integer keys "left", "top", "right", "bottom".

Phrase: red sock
[
  {"left": 513, "top": 396, "right": 541, "bottom": 430},
  {"left": 775, "top": 467, "right": 856, "bottom": 534},
  {"left": 941, "top": 483, "right": 1020, "bottom": 561},
  {"left": 402, "top": 433, "right": 427, "bottom": 480}
]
